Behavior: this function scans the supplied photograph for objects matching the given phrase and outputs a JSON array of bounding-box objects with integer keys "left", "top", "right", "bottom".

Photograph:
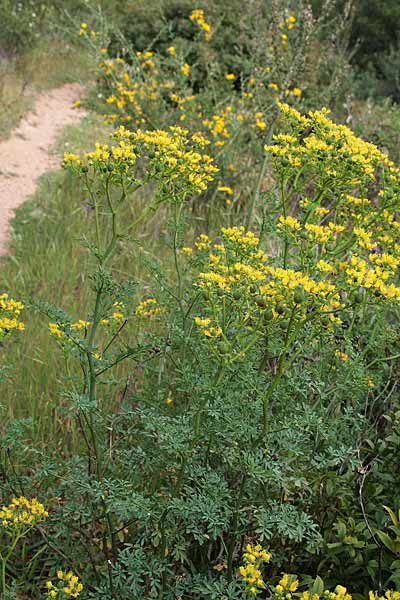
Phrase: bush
[{"left": 0, "top": 3, "right": 400, "bottom": 598}]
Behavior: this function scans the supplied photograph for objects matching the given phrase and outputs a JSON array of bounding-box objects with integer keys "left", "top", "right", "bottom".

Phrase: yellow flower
[
  {"left": 217, "top": 186, "right": 234, "bottom": 195},
  {"left": 63, "top": 152, "right": 81, "bottom": 166},
  {"left": 70, "top": 320, "right": 90, "bottom": 331},
  {"left": 135, "top": 298, "right": 162, "bottom": 318},
  {"left": 239, "top": 544, "right": 271, "bottom": 596},
  {"left": 181, "top": 63, "right": 190, "bottom": 78},
  {"left": 255, "top": 112, "right": 267, "bottom": 130},
  {"left": 49, "top": 323, "right": 64, "bottom": 339},
  {"left": 225, "top": 73, "right": 235, "bottom": 81},
  {"left": 189, "top": 9, "right": 212, "bottom": 40},
  {"left": 0, "top": 497, "right": 48, "bottom": 530},
  {"left": 335, "top": 350, "right": 349, "bottom": 362},
  {"left": 278, "top": 215, "right": 301, "bottom": 231},
  {"left": 46, "top": 570, "right": 83, "bottom": 598}
]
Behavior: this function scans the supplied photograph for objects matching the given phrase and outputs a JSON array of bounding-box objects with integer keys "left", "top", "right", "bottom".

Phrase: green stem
[
  {"left": 0, "top": 531, "right": 26, "bottom": 593},
  {"left": 227, "top": 474, "right": 247, "bottom": 582},
  {"left": 280, "top": 178, "right": 290, "bottom": 268},
  {"left": 1, "top": 554, "right": 5, "bottom": 594},
  {"left": 103, "top": 178, "right": 120, "bottom": 264},
  {"left": 84, "top": 281, "right": 117, "bottom": 597},
  {"left": 246, "top": 123, "right": 276, "bottom": 230},
  {"left": 172, "top": 201, "right": 186, "bottom": 329},
  {"left": 85, "top": 173, "right": 102, "bottom": 254},
  {"left": 366, "top": 352, "right": 400, "bottom": 370},
  {"left": 261, "top": 307, "right": 309, "bottom": 436}
]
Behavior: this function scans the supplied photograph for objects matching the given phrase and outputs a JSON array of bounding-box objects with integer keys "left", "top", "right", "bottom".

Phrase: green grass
[{"left": 0, "top": 37, "right": 95, "bottom": 140}]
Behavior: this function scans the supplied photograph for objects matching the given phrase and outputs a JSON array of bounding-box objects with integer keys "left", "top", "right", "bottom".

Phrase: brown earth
[{"left": 0, "top": 83, "right": 85, "bottom": 254}]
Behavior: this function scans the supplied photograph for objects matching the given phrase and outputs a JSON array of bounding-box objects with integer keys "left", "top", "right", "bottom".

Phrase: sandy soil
[{"left": 0, "top": 83, "right": 85, "bottom": 254}]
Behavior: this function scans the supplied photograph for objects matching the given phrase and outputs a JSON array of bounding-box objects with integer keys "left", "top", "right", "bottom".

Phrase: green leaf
[
  {"left": 384, "top": 505, "right": 399, "bottom": 527},
  {"left": 376, "top": 530, "right": 397, "bottom": 553},
  {"left": 310, "top": 576, "right": 324, "bottom": 596}
]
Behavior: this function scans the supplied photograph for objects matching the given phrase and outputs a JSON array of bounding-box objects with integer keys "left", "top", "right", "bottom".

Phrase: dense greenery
[{"left": 0, "top": 1, "right": 400, "bottom": 599}]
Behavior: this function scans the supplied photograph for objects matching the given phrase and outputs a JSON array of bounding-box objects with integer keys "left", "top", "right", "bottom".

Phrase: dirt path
[{"left": 0, "top": 83, "right": 85, "bottom": 254}]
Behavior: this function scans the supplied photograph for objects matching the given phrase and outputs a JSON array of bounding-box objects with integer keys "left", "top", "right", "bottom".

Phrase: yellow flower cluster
[
  {"left": 194, "top": 316, "right": 222, "bottom": 338},
  {"left": 264, "top": 103, "right": 400, "bottom": 307},
  {"left": 304, "top": 223, "right": 344, "bottom": 244},
  {"left": 133, "top": 126, "right": 218, "bottom": 194},
  {"left": 287, "top": 87, "right": 302, "bottom": 98},
  {"left": 135, "top": 298, "right": 162, "bottom": 318},
  {"left": 46, "top": 570, "right": 83, "bottom": 598},
  {"left": 0, "top": 293, "right": 25, "bottom": 335},
  {"left": 48, "top": 320, "right": 90, "bottom": 339},
  {"left": 71, "top": 319, "right": 90, "bottom": 331},
  {"left": 63, "top": 152, "right": 81, "bottom": 165},
  {"left": 0, "top": 496, "right": 48, "bottom": 529},
  {"left": 217, "top": 185, "right": 234, "bottom": 196},
  {"left": 274, "top": 573, "right": 299, "bottom": 595},
  {"left": 345, "top": 256, "right": 400, "bottom": 302},
  {"left": 78, "top": 22, "right": 96, "bottom": 40},
  {"left": 99, "top": 51, "right": 174, "bottom": 127},
  {"left": 254, "top": 111, "right": 267, "bottom": 131},
  {"left": 181, "top": 63, "right": 190, "bottom": 78},
  {"left": 278, "top": 216, "right": 345, "bottom": 244},
  {"left": 85, "top": 21, "right": 307, "bottom": 200},
  {"left": 63, "top": 127, "right": 137, "bottom": 172},
  {"left": 265, "top": 103, "right": 398, "bottom": 185},
  {"left": 202, "top": 106, "right": 232, "bottom": 147},
  {"left": 239, "top": 543, "right": 271, "bottom": 596},
  {"left": 273, "top": 578, "right": 400, "bottom": 600},
  {"left": 48, "top": 320, "right": 89, "bottom": 342},
  {"left": 274, "top": 577, "right": 356, "bottom": 600},
  {"left": 195, "top": 226, "right": 342, "bottom": 319},
  {"left": 49, "top": 304, "right": 127, "bottom": 341},
  {"left": 85, "top": 140, "right": 135, "bottom": 165},
  {"left": 278, "top": 14, "right": 296, "bottom": 34},
  {"left": 48, "top": 322, "right": 65, "bottom": 339},
  {"left": 370, "top": 591, "right": 400, "bottom": 600},
  {"left": 278, "top": 215, "right": 301, "bottom": 231},
  {"left": 221, "top": 226, "right": 259, "bottom": 250},
  {"left": 100, "top": 302, "right": 125, "bottom": 325},
  {"left": 78, "top": 22, "right": 87, "bottom": 36},
  {"left": 189, "top": 9, "right": 212, "bottom": 41},
  {"left": 135, "top": 50, "right": 155, "bottom": 70},
  {"left": 64, "top": 122, "right": 218, "bottom": 196},
  {"left": 237, "top": 546, "right": 400, "bottom": 600}
]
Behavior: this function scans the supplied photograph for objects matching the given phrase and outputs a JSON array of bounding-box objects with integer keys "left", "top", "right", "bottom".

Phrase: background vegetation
[{"left": 0, "top": 1, "right": 399, "bottom": 599}]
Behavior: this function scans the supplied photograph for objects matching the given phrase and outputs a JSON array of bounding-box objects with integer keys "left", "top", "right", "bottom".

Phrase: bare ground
[{"left": 0, "top": 83, "right": 85, "bottom": 254}]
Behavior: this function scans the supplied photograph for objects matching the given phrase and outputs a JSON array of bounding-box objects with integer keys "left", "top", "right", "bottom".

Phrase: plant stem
[
  {"left": 246, "top": 123, "right": 275, "bottom": 230},
  {"left": 227, "top": 474, "right": 247, "bottom": 581},
  {"left": 172, "top": 200, "right": 186, "bottom": 329}
]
